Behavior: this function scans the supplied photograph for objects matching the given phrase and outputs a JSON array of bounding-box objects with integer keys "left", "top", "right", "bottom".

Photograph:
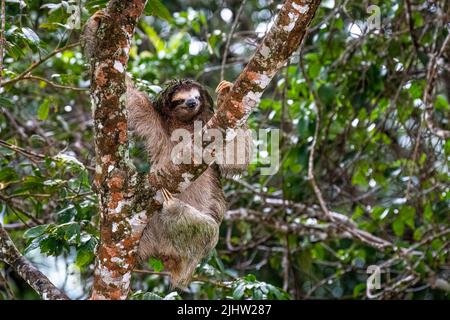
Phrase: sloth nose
[{"left": 185, "top": 99, "right": 198, "bottom": 108}]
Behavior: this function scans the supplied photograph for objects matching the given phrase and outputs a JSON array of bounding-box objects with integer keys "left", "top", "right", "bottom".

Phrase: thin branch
[
  {"left": 404, "top": 0, "right": 420, "bottom": 55},
  {"left": 220, "top": 0, "right": 247, "bottom": 80},
  {"left": 0, "top": 139, "right": 95, "bottom": 172},
  {"left": 424, "top": 32, "right": 450, "bottom": 139},
  {"left": 0, "top": 42, "right": 80, "bottom": 88},
  {"left": 20, "top": 75, "right": 87, "bottom": 91},
  {"left": 0, "top": 269, "right": 15, "bottom": 299}
]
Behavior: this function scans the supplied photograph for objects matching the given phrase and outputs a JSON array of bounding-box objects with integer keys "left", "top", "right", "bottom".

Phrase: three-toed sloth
[
  {"left": 127, "top": 79, "right": 252, "bottom": 288},
  {"left": 84, "top": 12, "right": 252, "bottom": 288}
]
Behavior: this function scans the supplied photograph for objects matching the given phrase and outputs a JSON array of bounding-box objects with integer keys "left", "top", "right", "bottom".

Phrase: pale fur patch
[{"left": 171, "top": 88, "right": 200, "bottom": 102}]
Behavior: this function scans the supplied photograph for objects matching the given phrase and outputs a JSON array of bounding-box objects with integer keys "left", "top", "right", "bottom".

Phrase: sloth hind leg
[{"left": 159, "top": 188, "right": 219, "bottom": 258}]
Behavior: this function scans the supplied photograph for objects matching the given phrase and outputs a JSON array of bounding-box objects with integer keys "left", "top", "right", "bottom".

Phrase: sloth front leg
[
  {"left": 159, "top": 188, "right": 219, "bottom": 258},
  {"left": 215, "top": 80, "right": 253, "bottom": 176},
  {"left": 82, "top": 10, "right": 110, "bottom": 62}
]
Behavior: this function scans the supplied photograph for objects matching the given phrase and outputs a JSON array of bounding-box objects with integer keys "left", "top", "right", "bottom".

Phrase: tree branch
[{"left": 0, "top": 223, "right": 68, "bottom": 300}]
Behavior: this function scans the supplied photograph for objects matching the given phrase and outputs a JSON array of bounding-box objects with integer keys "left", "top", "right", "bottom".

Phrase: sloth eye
[
  {"left": 171, "top": 99, "right": 184, "bottom": 106},
  {"left": 195, "top": 96, "right": 200, "bottom": 100}
]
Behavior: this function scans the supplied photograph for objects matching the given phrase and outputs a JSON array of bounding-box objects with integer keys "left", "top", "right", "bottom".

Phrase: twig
[
  {"left": 0, "top": 269, "right": 15, "bottom": 299},
  {"left": 404, "top": 0, "right": 420, "bottom": 55},
  {"left": 0, "top": 139, "right": 46, "bottom": 161},
  {"left": 0, "top": 139, "right": 94, "bottom": 172},
  {"left": 0, "top": 42, "right": 80, "bottom": 88},
  {"left": 0, "top": 193, "right": 42, "bottom": 226},
  {"left": 220, "top": 0, "right": 247, "bottom": 80},
  {"left": 424, "top": 32, "right": 450, "bottom": 139},
  {"left": 21, "top": 75, "right": 87, "bottom": 91}
]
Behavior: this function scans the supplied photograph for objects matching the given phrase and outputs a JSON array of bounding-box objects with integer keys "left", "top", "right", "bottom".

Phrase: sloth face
[{"left": 169, "top": 87, "right": 202, "bottom": 121}]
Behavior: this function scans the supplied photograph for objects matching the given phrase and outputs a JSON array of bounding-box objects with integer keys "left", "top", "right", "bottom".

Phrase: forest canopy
[{"left": 0, "top": 0, "right": 449, "bottom": 300}]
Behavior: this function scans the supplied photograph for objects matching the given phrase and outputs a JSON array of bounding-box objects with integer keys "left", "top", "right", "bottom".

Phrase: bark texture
[{"left": 88, "top": 0, "right": 149, "bottom": 300}]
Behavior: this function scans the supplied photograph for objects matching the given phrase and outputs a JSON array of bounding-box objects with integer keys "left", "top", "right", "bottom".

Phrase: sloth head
[{"left": 154, "top": 79, "right": 214, "bottom": 122}]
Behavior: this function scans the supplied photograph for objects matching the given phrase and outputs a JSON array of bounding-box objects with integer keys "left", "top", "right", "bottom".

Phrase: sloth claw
[
  {"left": 160, "top": 187, "right": 174, "bottom": 203},
  {"left": 92, "top": 10, "right": 110, "bottom": 21},
  {"left": 215, "top": 80, "right": 233, "bottom": 94}
]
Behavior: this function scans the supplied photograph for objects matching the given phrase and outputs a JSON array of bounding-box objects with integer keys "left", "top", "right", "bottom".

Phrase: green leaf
[
  {"left": 308, "top": 63, "right": 321, "bottom": 78},
  {"left": 353, "top": 283, "right": 366, "bottom": 298},
  {"left": 399, "top": 206, "right": 415, "bottom": 229},
  {"left": 141, "top": 24, "right": 165, "bottom": 53},
  {"left": 0, "top": 96, "right": 14, "bottom": 108},
  {"left": 144, "top": 0, "right": 173, "bottom": 22},
  {"left": 392, "top": 218, "right": 404, "bottom": 237},
  {"left": 24, "top": 236, "right": 46, "bottom": 254},
  {"left": 232, "top": 283, "right": 245, "bottom": 300},
  {"left": 149, "top": 257, "right": 164, "bottom": 272},
  {"left": 21, "top": 27, "right": 40, "bottom": 45},
  {"left": 252, "top": 288, "right": 263, "bottom": 299},
  {"left": 5, "top": 40, "right": 25, "bottom": 59},
  {"left": 352, "top": 167, "right": 368, "bottom": 188},
  {"left": 76, "top": 248, "right": 94, "bottom": 267},
  {"left": 435, "top": 94, "right": 449, "bottom": 111},
  {"left": 423, "top": 203, "right": 433, "bottom": 222},
  {"left": 142, "top": 292, "right": 163, "bottom": 300},
  {"left": 211, "top": 249, "right": 225, "bottom": 273},
  {"left": 318, "top": 84, "right": 336, "bottom": 105},
  {"left": 244, "top": 274, "right": 257, "bottom": 282},
  {"left": 60, "top": 222, "right": 81, "bottom": 243},
  {"left": 37, "top": 99, "right": 50, "bottom": 120},
  {"left": 40, "top": 236, "right": 63, "bottom": 256},
  {"left": 267, "top": 284, "right": 284, "bottom": 300},
  {"left": 0, "top": 167, "right": 19, "bottom": 183},
  {"left": 23, "top": 225, "right": 49, "bottom": 239}
]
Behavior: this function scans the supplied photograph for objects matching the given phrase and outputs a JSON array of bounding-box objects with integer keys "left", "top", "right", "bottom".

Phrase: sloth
[
  {"left": 83, "top": 11, "right": 253, "bottom": 288},
  {"left": 126, "top": 78, "right": 252, "bottom": 287}
]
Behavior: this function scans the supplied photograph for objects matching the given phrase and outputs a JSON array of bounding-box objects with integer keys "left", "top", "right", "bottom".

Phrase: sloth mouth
[{"left": 172, "top": 104, "right": 201, "bottom": 121}]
